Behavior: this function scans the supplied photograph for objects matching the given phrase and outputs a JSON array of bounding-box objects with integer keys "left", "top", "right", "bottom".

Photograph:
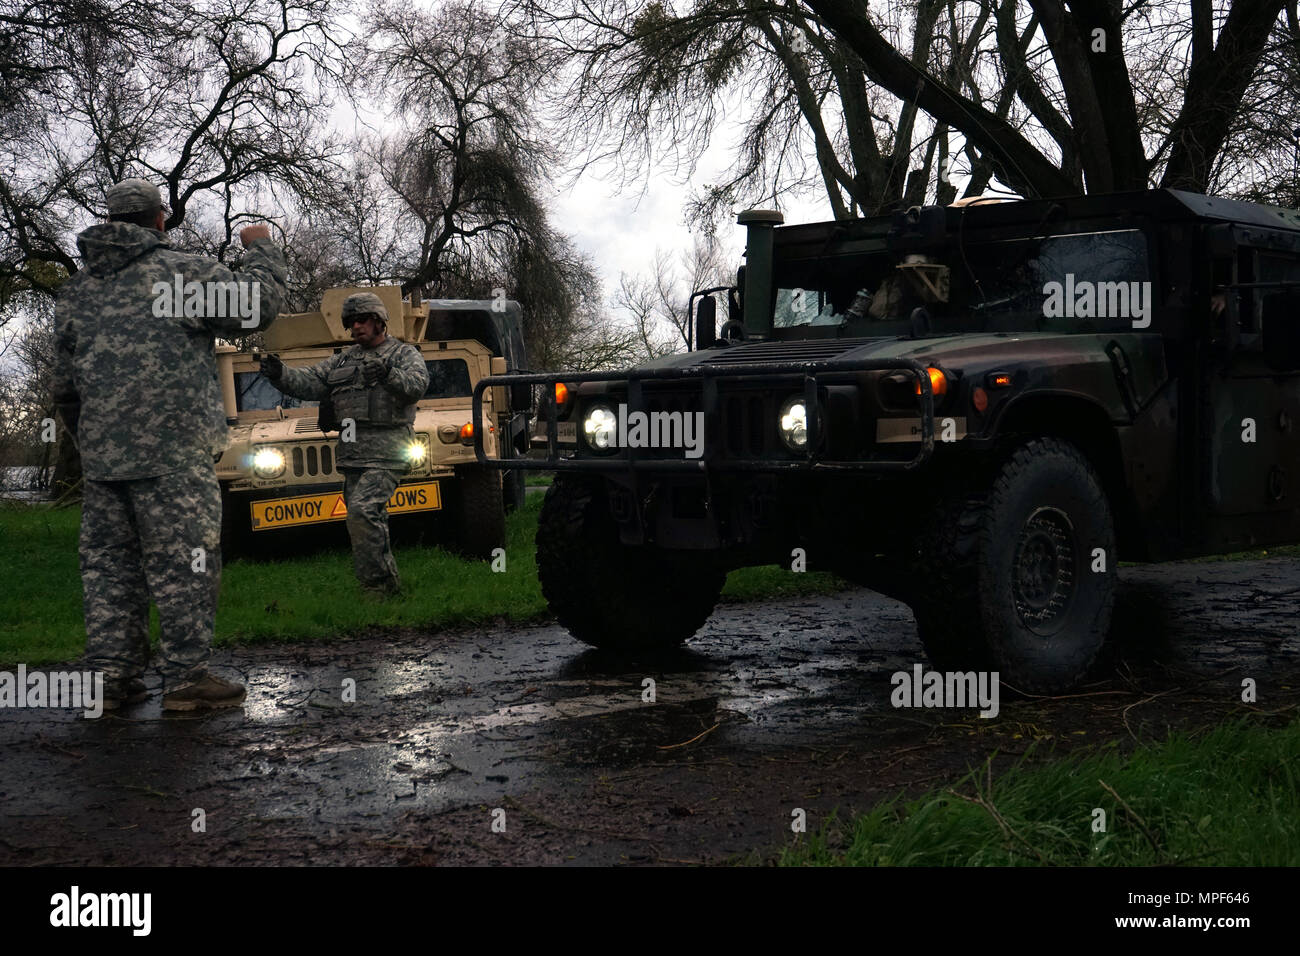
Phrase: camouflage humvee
[
  {"left": 473, "top": 189, "right": 1300, "bottom": 693},
  {"left": 217, "top": 286, "right": 531, "bottom": 559}
]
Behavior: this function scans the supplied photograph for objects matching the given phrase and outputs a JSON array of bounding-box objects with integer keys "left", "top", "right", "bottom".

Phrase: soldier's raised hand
[{"left": 240, "top": 223, "right": 272, "bottom": 247}]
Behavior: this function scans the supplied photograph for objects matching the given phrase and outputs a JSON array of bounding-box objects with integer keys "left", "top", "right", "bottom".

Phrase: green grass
[
  {"left": 523, "top": 472, "right": 553, "bottom": 487},
  {"left": 0, "top": 501, "right": 86, "bottom": 666},
  {"left": 778, "top": 717, "right": 1300, "bottom": 866},
  {"left": 0, "top": 494, "right": 843, "bottom": 666},
  {"left": 8, "top": 485, "right": 1298, "bottom": 669}
]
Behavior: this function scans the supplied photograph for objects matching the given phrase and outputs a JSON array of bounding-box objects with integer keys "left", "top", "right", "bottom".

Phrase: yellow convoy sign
[{"left": 250, "top": 481, "right": 441, "bottom": 531}]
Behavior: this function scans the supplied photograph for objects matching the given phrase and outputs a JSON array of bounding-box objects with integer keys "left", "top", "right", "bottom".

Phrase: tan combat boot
[{"left": 162, "top": 673, "right": 247, "bottom": 711}]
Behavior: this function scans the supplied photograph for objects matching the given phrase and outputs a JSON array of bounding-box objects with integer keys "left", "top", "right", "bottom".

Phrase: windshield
[
  {"left": 773, "top": 228, "right": 1151, "bottom": 333},
  {"left": 234, "top": 358, "right": 474, "bottom": 411},
  {"left": 234, "top": 372, "right": 316, "bottom": 412},
  {"left": 424, "top": 359, "right": 472, "bottom": 399}
]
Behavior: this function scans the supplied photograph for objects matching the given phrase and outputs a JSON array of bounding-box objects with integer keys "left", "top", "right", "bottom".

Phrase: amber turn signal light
[
  {"left": 554, "top": 382, "right": 570, "bottom": 405},
  {"left": 914, "top": 367, "right": 948, "bottom": 398}
]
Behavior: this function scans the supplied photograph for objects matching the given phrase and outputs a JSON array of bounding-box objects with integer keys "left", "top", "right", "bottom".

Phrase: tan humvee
[{"left": 215, "top": 286, "right": 531, "bottom": 559}]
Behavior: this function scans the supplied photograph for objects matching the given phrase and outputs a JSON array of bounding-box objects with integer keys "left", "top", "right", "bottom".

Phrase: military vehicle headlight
[
  {"left": 778, "top": 396, "right": 809, "bottom": 452},
  {"left": 583, "top": 403, "right": 618, "bottom": 452},
  {"left": 252, "top": 446, "right": 286, "bottom": 479},
  {"left": 406, "top": 435, "right": 430, "bottom": 464}
]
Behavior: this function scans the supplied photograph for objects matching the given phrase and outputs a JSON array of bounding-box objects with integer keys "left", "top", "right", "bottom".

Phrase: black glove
[
  {"left": 361, "top": 353, "right": 388, "bottom": 386},
  {"left": 260, "top": 354, "right": 284, "bottom": 381}
]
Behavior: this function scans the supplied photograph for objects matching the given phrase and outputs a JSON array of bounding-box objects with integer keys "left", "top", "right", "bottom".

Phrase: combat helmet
[{"left": 341, "top": 292, "right": 389, "bottom": 329}]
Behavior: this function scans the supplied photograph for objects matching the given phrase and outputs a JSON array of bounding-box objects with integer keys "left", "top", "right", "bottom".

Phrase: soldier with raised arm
[
  {"left": 53, "top": 178, "right": 288, "bottom": 711},
  {"left": 260, "top": 292, "right": 430, "bottom": 597}
]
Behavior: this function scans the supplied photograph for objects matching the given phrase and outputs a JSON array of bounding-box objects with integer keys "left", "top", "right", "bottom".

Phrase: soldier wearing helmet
[{"left": 260, "top": 292, "right": 430, "bottom": 596}]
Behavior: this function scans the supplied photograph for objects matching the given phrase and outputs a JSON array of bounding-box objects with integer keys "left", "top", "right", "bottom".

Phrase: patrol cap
[
  {"left": 341, "top": 292, "right": 389, "bottom": 328},
  {"left": 107, "top": 178, "right": 164, "bottom": 217}
]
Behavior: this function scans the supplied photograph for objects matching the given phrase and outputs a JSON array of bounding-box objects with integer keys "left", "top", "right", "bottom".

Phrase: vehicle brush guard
[{"left": 472, "top": 357, "right": 938, "bottom": 473}]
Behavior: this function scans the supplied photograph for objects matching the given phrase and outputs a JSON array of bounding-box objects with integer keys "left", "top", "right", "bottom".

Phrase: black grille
[
  {"left": 289, "top": 443, "right": 337, "bottom": 478},
  {"left": 643, "top": 389, "right": 701, "bottom": 415},
  {"left": 724, "top": 395, "right": 770, "bottom": 456},
  {"left": 620, "top": 388, "right": 779, "bottom": 459}
]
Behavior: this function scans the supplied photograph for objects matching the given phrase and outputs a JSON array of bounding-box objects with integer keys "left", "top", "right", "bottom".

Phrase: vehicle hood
[{"left": 684, "top": 332, "right": 1145, "bottom": 370}]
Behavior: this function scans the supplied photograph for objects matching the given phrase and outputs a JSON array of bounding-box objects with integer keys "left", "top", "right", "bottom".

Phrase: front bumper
[
  {"left": 225, "top": 478, "right": 443, "bottom": 532},
  {"left": 471, "top": 357, "right": 939, "bottom": 473}
]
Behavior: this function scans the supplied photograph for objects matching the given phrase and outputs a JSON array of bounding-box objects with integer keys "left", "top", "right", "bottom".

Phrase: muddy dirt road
[{"left": 1, "top": 557, "right": 1297, "bottom": 865}]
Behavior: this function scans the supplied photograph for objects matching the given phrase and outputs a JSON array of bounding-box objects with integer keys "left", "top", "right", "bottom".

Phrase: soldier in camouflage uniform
[
  {"left": 53, "top": 179, "right": 287, "bottom": 711},
  {"left": 261, "top": 293, "right": 430, "bottom": 596}
]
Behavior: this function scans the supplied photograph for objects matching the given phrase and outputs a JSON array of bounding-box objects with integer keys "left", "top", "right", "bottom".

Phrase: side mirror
[
  {"left": 1262, "top": 290, "right": 1300, "bottom": 370},
  {"left": 510, "top": 381, "right": 533, "bottom": 412},
  {"left": 695, "top": 295, "right": 717, "bottom": 350}
]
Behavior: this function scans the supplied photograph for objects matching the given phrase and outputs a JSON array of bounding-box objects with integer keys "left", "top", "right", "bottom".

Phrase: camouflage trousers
[
  {"left": 80, "top": 459, "right": 221, "bottom": 690},
  {"left": 342, "top": 467, "right": 401, "bottom": 593}
]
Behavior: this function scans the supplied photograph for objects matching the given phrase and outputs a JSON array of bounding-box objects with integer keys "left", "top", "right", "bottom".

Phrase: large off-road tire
[
  {"left": 911, "top": 438, "right": 1116, "bottom": 694},
  {"left": 536, "top": 475, "right": 726, "bottom": 651},
  {"left": 452, "top": 465, "right": 506, "bottom": 560}
]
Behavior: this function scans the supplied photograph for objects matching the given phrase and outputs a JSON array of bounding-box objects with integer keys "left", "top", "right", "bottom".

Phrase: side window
[
  {"left": 1259, "top": 253, "right": 1300, "bottom": 285},
  {"left": 965, "top": 229, "right": 1151, "bottom": 332},
  {"left": 1259, "top": 254, "right": 1300, "bottom": 362}
]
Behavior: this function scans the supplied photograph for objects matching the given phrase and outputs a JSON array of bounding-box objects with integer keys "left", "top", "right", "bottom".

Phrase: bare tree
[
  {"left": 0, "top": 0, "right": 353, "bottom": 492},
  {"left": 527, "top": 0, "right": 1003, "bottom": 232},
  {"left": 300, "top": 0, "right": 636, "bottom": 371},
  {"left": 1202, "top": 0, "right": 1300, "bottom": 203},
  {"left": 615, "top": 235, "right": 732, "bottom": 354},
  {"left": 802, "top": 0, "right": 1291, "bottom": 195},
  {"left": 0, "top": 292, "right": 59, "bottom": 485},
  {"left": 529, "top": 0, "right": 1299, "bottom": 231},
  {"left": 0, "top": 0, "right": 351, "bottom": 301},
  {"left": 357, "top": 1, "right": 564, "bottom": 291}
]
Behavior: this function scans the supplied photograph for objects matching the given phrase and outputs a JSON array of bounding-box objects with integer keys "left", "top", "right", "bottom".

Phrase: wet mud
[{"left": 1, "top": 557, "right": 1297, "bottom": 865}]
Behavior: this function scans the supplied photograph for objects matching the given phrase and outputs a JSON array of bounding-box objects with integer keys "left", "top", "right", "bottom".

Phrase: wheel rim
[{"left": 1011, "top": 506, "right": 1077, "bottom": 634}]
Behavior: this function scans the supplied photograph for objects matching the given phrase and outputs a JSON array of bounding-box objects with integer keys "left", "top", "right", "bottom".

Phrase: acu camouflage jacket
[
  {"left": 53, "top": 223, "right": 288, "bottom": 481},
  {"left": 275, "top": 336, "right": 430, "bottom": 470}
]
